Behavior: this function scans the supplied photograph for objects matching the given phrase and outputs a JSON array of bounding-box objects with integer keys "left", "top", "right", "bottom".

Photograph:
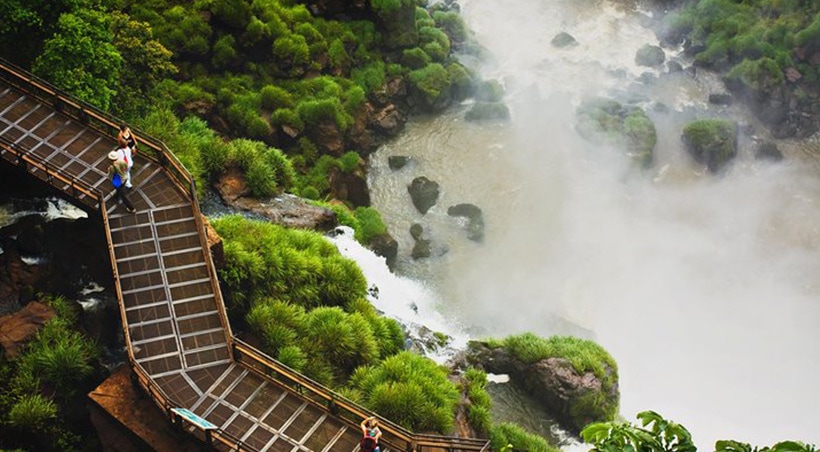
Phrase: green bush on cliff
[
  {"left": 371, "top": 0, "right": 417, "bottom": 14},
  {"left": 348, "top": 351, "right": 460, "bottom": 434},
  {"left": 213, "top": 215, "right": 368, "bottom": 312},
  {"left": 462, "top": 367, "right": 492, "bottom": 434},
  {"left": 409, "top": 63, "right": 450, "bottom": 106},
  {"left": 222, "top": 139, "right": 295, "bottom": 197},
  {"left": 489, "top": 423, "right": 558, "bottom": 452}
]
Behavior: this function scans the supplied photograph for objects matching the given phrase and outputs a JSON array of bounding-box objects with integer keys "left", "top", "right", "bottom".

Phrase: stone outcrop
[
  {"left": 681, "top": 119, "right": 738, "bottom": 173},
  {"left": 0, "top": 301, "right": 55, "bottom": 359},
  {"left": 407, "top": 176, "right": 440, "bottom": 214},
  {"left": 576, "top": 97, "right": 657, "bottom": 167},
  {"left": 464, "top": 340, "right": 619, "bottom": 434},
  {"left": 551, "top": 32, "right": 577, "bottom": 48},
  {"left": 447, "top": 203, "right": 484, "bottom": 242},
  {"left": 201, "top": 215, "right": 225, "bottom": 270},
  {"left": 635, "top": 44, "right": 665, "bottom": 67},
  {"left": 215, "top": 167, "right": 337, "bottom": 231}
]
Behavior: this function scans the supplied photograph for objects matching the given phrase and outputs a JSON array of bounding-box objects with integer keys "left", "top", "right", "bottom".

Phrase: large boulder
[
  {"left": 551, "top": 32, "right": 578, "bottom": 49},
  {"left": 576, "top": 97, "right": 657, "bottom": 167},
  {"left": 368, "top": 233, "right": 398, "bottom": 271},
  {"left": 407, "top": 177, "right": 440, "bottom": 214},
  {"left": 465, "top": 102, "right": 510, "bottom": 122},
  {"left": 635, "top": 44, "right": 665, "bottom": 67},
  {"left": 681, "top": 119, "right": 738, "bottom": 173},
  {"left": 464, "top": 334, "right": 619, "bottom": 434}
]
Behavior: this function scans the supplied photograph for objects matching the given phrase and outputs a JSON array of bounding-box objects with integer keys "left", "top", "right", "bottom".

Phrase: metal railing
[{"left": 0, "top": 59, "right": 491, "bottom": 452}]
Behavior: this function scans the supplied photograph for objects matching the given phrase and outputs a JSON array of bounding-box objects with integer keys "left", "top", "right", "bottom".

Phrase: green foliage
[
  {"left": 462, "top": 367, "right": 491, "bottom": 434},
  {"left": 432, "top": 10, "right": 468, "bottom": 42},
  {"left": 7, "top": 394, "right": 57, "bottom": 431},
  {"left": 726, "top": 57, "right": 786, "bottom": 93},
  {"left": 401, "top": 47, "right": 432, "bottom": 70},
  {"left": 213, "top": 215, "right": 369, "bottom": 312},
  {"left": 582, "top": 411, "right": 696, "bottom": 452},
  {"left": 419, "top": 26, "right": 451, "bottom": 61},
  {"left": 328, "top": 38, "right": 351, "bottom": 72},
  {"left": 212, "top": 34, "right": 239, "bottom": 69},
  {"left": 297, "top": 98, "right": 352, "bottom": 131},
  {"left": 108, "top": 11, "right": 177, "bottom": 117},
  {"left": 371, "top": 0, "right": 416, "bottom": 14},
  {"left": 137, "top": 108, "right": 208, "bottom": 197},
  {"left": 575, "top": 97, "right": 656, "bottom": 167},
  {"left": 211, "top": 0, "right": 252, "bottom": 29},
  {"left": 348, "top": 351, "right": 460, "bottom": 433},
  {"left": 474, "top": 80, "right": 504, "bottom": 102},
  {"left": 351, "top": 60, "right": 386, "bottom": 94},
  {"left": 489, "top": 423, "right": 557, "bottom": 452},
  {"left": 223, "top": 139, "right": 295, "bottom": 197},
  {"left": 716, "top": 440, "right": 818, "bottom": 452},
  {"left": 681, "top": 118, "right": 737, "bottom": 172},
  {"left": 795, "top": 13, "right": 820, "bottom": 49},
  {"left": 154, "top": 5, "right": 212, "bottom": 57},
  {"left": 408, "top": 63, "right": 451, "bottom": 106},
  {"left": 353, "top": 206, "right": 388, "bottom": 245},
  {"left": 32, "top": 9, "right": 123, "bottom": 111},
  {"left": 273, "top": 33, "right": 310, "bottom": 71}
]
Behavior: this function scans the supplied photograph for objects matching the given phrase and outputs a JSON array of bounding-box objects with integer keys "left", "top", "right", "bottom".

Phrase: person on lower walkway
[
  {"left": 113, "top": 145, "right": 134, "bottom": 188},
  {"left": 360, "top": 416, "right": 382, "bottom": 452},
  {"left": 108, "top": 150, "right": 136, "bottom": 213}
]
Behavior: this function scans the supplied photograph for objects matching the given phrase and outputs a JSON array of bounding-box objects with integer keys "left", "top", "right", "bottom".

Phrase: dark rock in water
[
  {"left": 411, "top": 238, "right": 432, "bottom": 260},
  {"left": 708, "top": 93, "right": 733, "bottom": 106},
  {"left": 681, "top": 119, "right": 738, "bottom": 173},
  {"left": 635, "top": 44, "right": 665, "bottom": 67},
  {"left": 410, "top": 223, "right": 424, "bottom": 240},
  {"left": 754, "top": 141, "right": 783, "bottom": 161},
  {"left": 575, "top": 97, "right": 656, "bottom": 168},
  {"left": 369, "top": 232, "right": 398, "bottom": 271},
  {"left": 666, "top": 61, "right": 683, "bottom": 73},
  {"left": 465, "top": 102, "right": 510, "bottom": 122},
  {"left": 407, "top": 177, "right": 440, "bottom": 214},
  {"left": 447, "top": 203, "right": 485, "bottom": 242},
  {"left": 329, "top": 166, "right": 371, "bottom": 207},
  {"left": 474, "top": 80, "right": 505, "bottom": 102},
  {"left": 551, "top": 32, "right": 577, "bottom": 48},
  {"left": 388, "top": 155, "right": 410, "bottom": 170}
]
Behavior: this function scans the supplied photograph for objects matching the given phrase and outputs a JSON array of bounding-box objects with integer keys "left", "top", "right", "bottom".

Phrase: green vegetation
[
  {"left": 575, "top": 97, "right": 656, "bottom": 168},
  {"left": 0, "top": 296, "right": 100, "bottom": 451},
  {"left": 462, "top": 367, "right": 492, "bottom": 434},
  {"left": 681, "top": 118, "right": 737, "bottom": 172},
  {"left": 662, "top": 0, "right": 820, "bottom": 95},
  {"left": 213, "top": 215, "right": 403, "bottom": 385},
  {"left": 489, "top": 422, "right": 559, "bottom": 452},
  {"left": 348, "top": 351, "right": 460, "bottom": 433},
  {"left": 583, "top": 411, "right": 817, "bottom": 452}
]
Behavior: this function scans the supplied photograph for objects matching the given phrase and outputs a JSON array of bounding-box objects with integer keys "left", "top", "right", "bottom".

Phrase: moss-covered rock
[
  {"left": 635, "top": 44, "right": 665, "bottom": 67},
  {"left": 681, "top": 119, "right": 738, "bottom": 173},
  {"left": 575, "top": 97, "right": 656, "bottom": 167},
  {"left": 465, "top": 102, "right": 510, "bottom": 122},
  {"left": 466, "top": 333, "right": 619, "bottom": 434},
  {"left": 551, "top": 32, "right": 577, "bottom": 49}
]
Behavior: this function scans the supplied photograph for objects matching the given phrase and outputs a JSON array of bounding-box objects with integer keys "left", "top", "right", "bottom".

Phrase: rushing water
[{"left": 368, "top": 0, "right": 820, "bottom": 448}]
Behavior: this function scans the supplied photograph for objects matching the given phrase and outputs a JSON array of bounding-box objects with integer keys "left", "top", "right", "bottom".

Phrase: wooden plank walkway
[{"left": 0, "top": 61, "right": 490, "bottom": 452}]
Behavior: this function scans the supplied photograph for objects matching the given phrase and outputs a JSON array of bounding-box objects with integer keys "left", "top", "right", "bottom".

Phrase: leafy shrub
[
  {"left": 371, "top": 0, "right": 415, "bottom": 13},
  {"left": 352, "top": 60, "right": 387, "bottom": 94},
  {"left": 681, "top": 118, "right": 737, "bottom": 172},
  {"left": 348, "top": 351, "right": 460, "bottom": 433},
  {"left": 213, "top": 215, "right": 369, "bottom": 312},
  {"left": 462, "top": 367, "right": 492, "bottom": 434},
  {"left": 328, "top": 38, "right": 350, "bottom": 72},
  {"left": 489, "top": 423, "right": 557, "bottom": 452},
  {"left": 273, "top": 33, "right": 310, "bottom": 69},
  {"left": 211, "top": 0, "right": 252, "bottom": 29},
  {"left": 415, "top": 7, "right": 436, "bottom": 28},
  {"left": 419, "top": 26, "right": 451, "bottom": 56},
  {"left": 297, "top": 98, "right": 351, "bottom": 131},
  {"left": 353, "top": 206, "right": 388, "bottom": 245},
  {"left": 212, "top": 34, "right": 238, "bottom": 69},
  {"left": 401, "top": 47, "right": 432, "bottom": 69},
  {"left": 726, "top": 57, "right": 785, "bottom": 92},
  {"left": 224, "top": 139, "right": 295, "bottom": 197},
  {"left": 432, "top": 10, "right": 468, "bottom": 42},
  {"left": 7, "top": 394, "right": 57, "bottom": 431},
  {"left": 408, "top": 63, "right": 451, "bottom": 106}
]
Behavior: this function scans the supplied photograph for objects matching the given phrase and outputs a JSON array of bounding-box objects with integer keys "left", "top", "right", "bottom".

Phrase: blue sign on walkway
[{"left": 171, "top": 408, "right": 218, "bottom": 430}]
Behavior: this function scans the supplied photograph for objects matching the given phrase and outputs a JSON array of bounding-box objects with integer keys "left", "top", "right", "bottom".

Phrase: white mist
[{"left": 368, "top": 0, "right": 820, "bottom": 448}]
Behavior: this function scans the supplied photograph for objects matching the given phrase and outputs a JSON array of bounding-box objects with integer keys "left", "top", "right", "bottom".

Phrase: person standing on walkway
[
  {"left": 108, "top": 150, "right": 136, "bottom": 213},
  {"left": 117, "top": 123, "right": 138, "bottom": 154},
  {"left": 114, "top": 144, "right": 134, "bottom": 188},
  {"left": 360, "top": 416, "right": 382, "bottom": 452}
]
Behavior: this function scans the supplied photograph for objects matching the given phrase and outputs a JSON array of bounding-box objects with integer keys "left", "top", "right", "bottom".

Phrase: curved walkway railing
[{"left": 0, "top": 58, "right": 490, "bottom": 452}]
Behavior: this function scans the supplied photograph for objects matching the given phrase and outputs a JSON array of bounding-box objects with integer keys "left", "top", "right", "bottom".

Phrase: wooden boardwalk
[{"left": 0, "top": 61, "right": 490, "bottom": 452}]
